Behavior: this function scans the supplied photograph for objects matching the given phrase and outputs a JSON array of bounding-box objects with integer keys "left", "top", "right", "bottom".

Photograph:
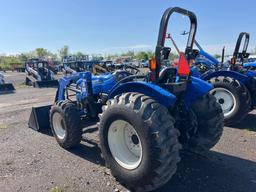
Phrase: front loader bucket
[
  {"left": 34, "top": 80, "right": 59, "bottom": 88},
  {"left": 28, "top": 105, "right": 51, "bottom": 131},
  {"left": 0, "top": 83, "right": 15, "bottom": 94}
]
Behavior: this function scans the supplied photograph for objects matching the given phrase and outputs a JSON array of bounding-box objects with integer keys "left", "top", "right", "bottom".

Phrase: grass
[
  {"left": 0, "top": 124, "right": 7, "bottom": 130},
  {"left": 15, "top": 83, "right": 29, "bottom": 89},
  {"left": 50, "top": 186, "right": 63, "bottom": 192}
]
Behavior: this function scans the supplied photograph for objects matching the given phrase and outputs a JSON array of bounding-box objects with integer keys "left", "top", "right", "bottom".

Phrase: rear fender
[
  {"left": 190, "top": 66, "right": 202, "bottom": 78},
  {"left": 184, "top": 76, "right": 213, "bottom": 107},
  {"left": 243, "top": 62, "right": 256, "bottom": 68},
  {"left": 245, "top": 70, "right": 256, "bottom": 78},
  {"left": 201, "top": 70, "right": 250, "bottom": 84},
  {"left": 108, "top": 82, "right": 177, "bottom": 107}
]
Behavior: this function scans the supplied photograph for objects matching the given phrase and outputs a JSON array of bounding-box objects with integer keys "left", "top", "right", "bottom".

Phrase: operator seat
[
  {"left": 159, "top": 67, "right": 177, "bottom": 83},
  {"left": 158, "top": 47, "right": 177, "bottom": 83}
]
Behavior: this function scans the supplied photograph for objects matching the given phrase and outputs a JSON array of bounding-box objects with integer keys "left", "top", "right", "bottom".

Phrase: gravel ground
[{"left": 0, "top": 72, "right": 255, "bottom": 192}]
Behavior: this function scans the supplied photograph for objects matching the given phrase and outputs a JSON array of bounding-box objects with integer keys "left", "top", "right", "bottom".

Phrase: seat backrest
[{"left": 158, "top": 67, "right": 177, "bottom": 83}]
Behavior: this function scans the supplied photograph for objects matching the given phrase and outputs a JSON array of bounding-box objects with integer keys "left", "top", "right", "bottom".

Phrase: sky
[{"left": 0, "top": 0, "right": 255, "bottom": 55}]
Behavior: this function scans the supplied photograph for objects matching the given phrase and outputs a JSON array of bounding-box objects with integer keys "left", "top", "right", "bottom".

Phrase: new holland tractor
[
  {"left": 62, "top": 56, "right": 113, "bottom": 75},
  {"left": 234, "top": 32, "right": 256, "bottom": 71},
  {"left": 62, "top": 56, "right": 142, "bottom": 76},
  {"left": 0, "top": 72, "right": 15, "bottom": 94},
  {"left": 171, "top": 32, "right": 256, "bottom": 125},
  {"left": 25, "top": 58, "right": 59, "bottom": 88},
  {"left": 29, "top": 7, "right": 223, "bottom": 191}
]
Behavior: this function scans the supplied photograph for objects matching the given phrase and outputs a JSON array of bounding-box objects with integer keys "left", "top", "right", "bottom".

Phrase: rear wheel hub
[
  {"left": 210, "top": 87, "right": 236, "bottom": 117},
  {"left": 108, "top": 120, "right": 142, "bottom": 170}
]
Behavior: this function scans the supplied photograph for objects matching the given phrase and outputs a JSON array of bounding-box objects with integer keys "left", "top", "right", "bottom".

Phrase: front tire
[
  {"left": 210, "top": 76, "right": 251, "bottom": 125},
  {"left": 50, "top": 101, "right": 82, "bottom": 149},
  {"left": 99, "top": 93, "right": 181, "bottom": 192}
]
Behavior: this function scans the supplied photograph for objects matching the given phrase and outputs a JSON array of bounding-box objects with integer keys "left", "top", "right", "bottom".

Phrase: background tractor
[
  {"left": 25, "top": 58, "right": 59, "bottom": 88},
  {"left": 173, "top": 31, "right": 256, "bottom": 125},
  {"left": 62, "top": 56, "right": 142, "bottom": 76},
  {"left": 62, "top": 56, "right": 104, "bottom": 75}
]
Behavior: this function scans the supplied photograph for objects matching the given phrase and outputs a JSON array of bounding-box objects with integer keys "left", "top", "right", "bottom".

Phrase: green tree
[
  {"left": 18, "top": 53, "right": 29, "bottom": 62},
  {"left": 35, "top": 48, "right": 48, "bottom": 58},
  {"left": 47, "top": 53, "right": 58, "bottom": 60},
  {"left": 136, "top": 51, "right": 148, "bottom": 60},
  {"left": 59, "top": 45, "right": 69, "bottom": 59},
  {"left": 121, "top": 50, "right": 135, "bottom": 59},
  {"left": 0, "top": 56, "right": 23, "bottom": 70},
  {"left": 214, "top": 54, "right": 221, "bottom": 59},
  {"left": 169, "top": 53, "right": 179, "bottom": 60},
  {"left": 76, "top": 52, "right": 84, "bottom": 58},
  {"left": 146, "top": 50, "right": 154, "bottom": 59}
]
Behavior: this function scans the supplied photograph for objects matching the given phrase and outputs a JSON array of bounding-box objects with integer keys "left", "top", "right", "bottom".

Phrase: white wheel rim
[
  {"left": 108, "top": 120, "right": 142, "bottom": 170},
  {"left": 52, "top": 112, "right": 66, "bottom": 139},
  {"left": 210, "top": 87, "right": 237, "bottom": 117}
]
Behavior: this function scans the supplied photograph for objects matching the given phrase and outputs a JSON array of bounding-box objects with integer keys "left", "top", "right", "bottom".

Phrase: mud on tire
[
  {"left": 50, "top": 100, "right": 82, "bottom": 149},
  {"left": 99, "top": 92, "right": 181, "bottom": 192}
]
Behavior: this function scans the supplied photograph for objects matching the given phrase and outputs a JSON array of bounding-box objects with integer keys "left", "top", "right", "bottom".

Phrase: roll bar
[
  {"left": 155, "top": 7, "right": 197, "bottom": 81},
  {"left": 232, "top": 32, "right": 250, "bottom": 63}
]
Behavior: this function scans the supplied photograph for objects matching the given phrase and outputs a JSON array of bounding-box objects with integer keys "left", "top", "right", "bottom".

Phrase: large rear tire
[
  {"left": 184, "top": 94, "right": 224, "bottom": 153},
  {"left": 247, "top": 77, "right": 256, "bottom": 108},
  {"left": 210, "top": 76, "right": 251, "bottom": 126},
  {"left": 50, "top": 100, "right": 82, "bottom": 149},
  {"left": 99, "top": 93, "right": 181, "bottom": 192}
]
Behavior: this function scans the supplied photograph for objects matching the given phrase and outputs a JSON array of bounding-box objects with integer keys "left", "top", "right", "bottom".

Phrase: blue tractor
[
  {"left": 29, "top": 7, "right": 223, "bottom": 191},
  {"left": 176, "top": 32, "right": 256, "bottom": 125},
  {"left": 234, "top": 33, "right": 256, "bottom": 71},
  {"left": 62, "top": 56, "right": 142, "bottom": 76}
]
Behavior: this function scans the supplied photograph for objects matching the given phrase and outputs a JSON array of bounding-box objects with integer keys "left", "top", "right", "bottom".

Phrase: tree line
[
  {"left": 0, "top": 46, "right": 163, "bottom": 70},
  {"left": 2, "top": 45, "right": 255, "bottom": 70}
]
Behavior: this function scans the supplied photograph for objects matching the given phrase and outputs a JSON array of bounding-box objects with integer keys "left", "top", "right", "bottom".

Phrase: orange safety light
[
  {"left": 150, "top": 58, "right": 157, "bottom": 71},
  {"left": 189, "top": 59, "right": 194, "bottom": 67},
  {"left": 177, "top": 53, "right": 190, "bottom": 76}
]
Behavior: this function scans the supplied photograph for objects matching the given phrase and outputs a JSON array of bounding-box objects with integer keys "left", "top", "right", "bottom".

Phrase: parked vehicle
[
  {"left": 140, "top": 59, "right": 148, "bottom": 68},
  {"left": 25, "top": 58, "right": 59, "bottom": 88},
  {"left": 176, "top": 32, "right": 256, "bottom": 125},
  {"left": 28, "top": 7, "right": 223, "bottom": 191}
]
